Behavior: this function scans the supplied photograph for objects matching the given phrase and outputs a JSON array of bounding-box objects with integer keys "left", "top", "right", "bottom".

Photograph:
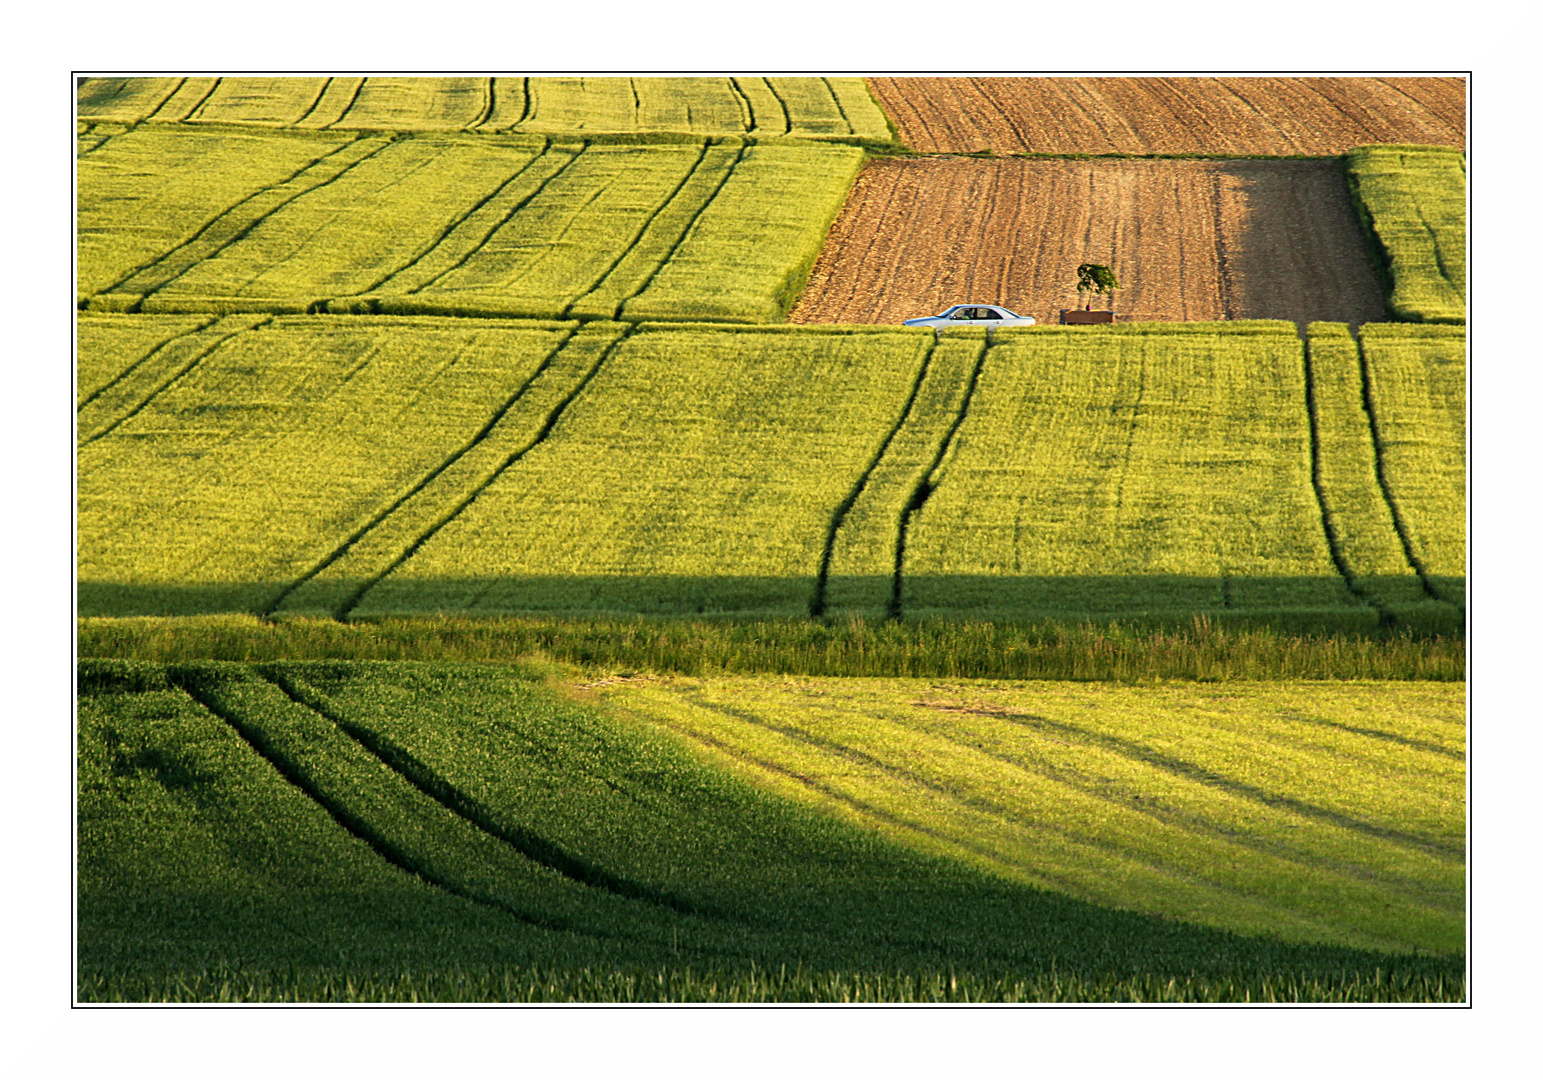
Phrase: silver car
[{"left": 902, "top": 304, "right": 1036, "bottom": 329}]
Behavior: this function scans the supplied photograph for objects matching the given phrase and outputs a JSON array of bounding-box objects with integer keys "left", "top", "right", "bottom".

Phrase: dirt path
[
  {"left": 867, "top": 77, "right": 1466, "bottom": 156},
  {"left": 786, "top": 157, "right": 1387, "bottom": 329}
]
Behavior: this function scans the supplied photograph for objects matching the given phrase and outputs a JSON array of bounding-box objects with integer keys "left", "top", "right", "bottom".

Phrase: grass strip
[{"left": 79, "top": 614, "right": 1464, "bottom": 682}]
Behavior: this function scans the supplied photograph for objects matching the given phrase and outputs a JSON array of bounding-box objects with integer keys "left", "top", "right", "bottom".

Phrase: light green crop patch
[
  {"left": 78, "top": 129, "right": 863, "bottom": 324},
  {"left": 1346, "top": 145, "right": 1466, "bottom": 324},
  {"left": 612, "top": 674, "right": 1466, "bottom": 955}
]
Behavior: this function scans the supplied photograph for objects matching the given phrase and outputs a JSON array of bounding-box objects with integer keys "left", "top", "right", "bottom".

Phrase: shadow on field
[
  {"left": 78, "top": 659, "right": 1464, "bottom": 1000},
  {"left": 1219, "top": 159, "right": 1389, "bottom": 332},
  {"left": 78, "top": 574, "right": 1464, "bottom": 634}
]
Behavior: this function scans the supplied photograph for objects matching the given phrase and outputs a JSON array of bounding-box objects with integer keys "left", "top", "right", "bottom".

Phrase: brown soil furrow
[
  {"left": 908, "top": 78, "right": 984, "bottom": 153},
  {"left": 1211, "top": 78, "right": 1308, "bottom": 155},
  {"left": 969, "top": 78, "right": 1034, "bottom": 152},
  {"left": 872, "top": 77, "right": 1466, "bottom": 155},
  {"left": 913, "top": 78, "right": 988, "bottom": 154},
  {"left": 1376, "top": 77, "right": 1466, "bottom": 136},
  {"left": 1049, "top": 79, "right": 1142, "bottom": 154},
  {"left": 789, "top": 158, "right": 1383, "bottom": 329}
]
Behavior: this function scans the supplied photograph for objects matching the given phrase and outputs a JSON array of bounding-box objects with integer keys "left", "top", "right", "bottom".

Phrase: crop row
[
  {"left": 78, "top": 658, "right": 1466, "bottom": 999},
  {"left": 1346, "top": 145, "right": 1467, "bottom": 324},
  {"left": 76, "top": 318, "right": 1464, "bottom": 626},
  {"left": 76, "top": 76, "right": 896, "bottom": 145},
  {"left": 78, "top": 127, "right": 864, "bottom": 323}
]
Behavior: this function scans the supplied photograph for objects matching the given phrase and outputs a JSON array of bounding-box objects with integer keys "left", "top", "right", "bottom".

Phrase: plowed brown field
[
  {"left": 786, "top": 157, "right": 1387, "bottom": 328},
  {"left": 868, "top": 77, "right": 1465, "bottom": 156}
]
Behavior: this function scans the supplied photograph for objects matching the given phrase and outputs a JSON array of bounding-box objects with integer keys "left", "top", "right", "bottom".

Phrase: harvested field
[
  {"left": 787, "top": 157, "right": 1387, "bottom": 329},
  {"left": 868, "top": 77, "right": 1465, "bottom": 156}
]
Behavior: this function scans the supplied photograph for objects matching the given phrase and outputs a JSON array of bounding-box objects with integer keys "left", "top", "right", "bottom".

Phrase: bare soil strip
[
  {"left": 867, "top": 77, "right": 1465, "bottom": 156},
  {"left": 786, "top": 157, "right": 1386, "bottom": 329}
]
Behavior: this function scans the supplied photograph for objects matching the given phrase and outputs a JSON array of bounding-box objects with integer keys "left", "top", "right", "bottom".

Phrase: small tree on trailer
[{"left": 1076, "top": 263, "right": 1119, "bottom": 310}]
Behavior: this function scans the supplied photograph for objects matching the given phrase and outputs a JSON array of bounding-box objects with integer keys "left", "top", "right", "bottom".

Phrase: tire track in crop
[
  {"left": 292, "top": 77, "right": 335, "bottom": 127},
  {"left": 821, "top": 77, "right": 855, "bottom": 135},
  {"left": 810, "top": 335, "right": 939, "bottom": 617},
  {"left": 644, "top": 701, "right": 1087, "bottom": 898},
  {"left": 401, "top": 143, "right": 585, "bottom": 295},
  {"left": 177, "top": 77, "right": 223, "bottom": 122},
  {"left": 76, "top": 315, "right": 219, "bottom": 412},
  {"left": 513, "top": 77, "right": 533, "bottom": 128},
  {"left": 78, "top": 317, "right": 270, "bottom": 448},
  {"left": 130, "top": 136, "right": 399, "bottom": 306},
  {"left": 728, "top": 78, "right": 755, "bottom": 133},
  {"left": 762, "top": 79, "right": 792, "bottom": 135},
  {"left": 1301, "top": 335, "right": 1398, "bottom": 624},
  {"left": 888, "top": 337, "right": 989, "bottom": 619},
  {"left": 323, "top": 77, "right": 368, "bottom": 129},
  {"left": 904, "top": 700, "right": 1462, "bottom": 911},
  {"left": 142, "top": 78, "right": 212, "bottom": 124},
  {"left": 562, "top": 140, "right": 713, "bottom": 318},
  {"left": 1355, "top": 333, "right": 1461, "bottom": 610},
  {"left": 165, "top": 668, "right": 613, "bottom": 938},
  {"left": 263, "top": 667, "right": 735, "bottom": 921},
  {"left": 468, "top": 77, "right": 496, "bottom": 130},
  {"left": 132, "top": 77, "right": 187, "bottom": 124},
  {"left": 337, "top": 325, "right": 635, "bottom": 618},
  {"left": 667, "top": 696, "right": 1308, "bottom": 915},
  {"left": 977, "top": 706, "right": 1464, "bottom": 861},
  {"left": 263, "top": 324, "right": 582, "bottom": 616},
  {"left": 347, "top": 140, "right": 553, "bottom": 298},
  {"left": 1277, "top": 712, "right": 1463, "bottom": 761},
  {"left": 86, "top": 134, "right": 383, "bottom": 304},
  {"left": 617, "top": 142, "right": 749, "bottom": 317}
]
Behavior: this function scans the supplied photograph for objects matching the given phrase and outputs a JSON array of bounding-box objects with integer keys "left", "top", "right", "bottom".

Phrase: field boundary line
[
  {"left": 404, "top": 142, "right": 585, "bottom": 295},
  {"left": 261, "top": 324, "right": 582, "bottom": 616},
  {"left": 888, "top": 335, "right": 990, "bottom": 619},
  {"left": 262, "top": 667, "right": 733, "bottom": 921},
  {"left": 165, "top": 667, "right": 613, "bottom": 938},
  {"left": 1301, "top": 336, "right": 1397, "bottom": 623},
  {"left": 76, "top": 315, "right": 220, "bottom": 411},
  {"left": 809, "top": 336, "right": 938, "bottom": 617},
  {"left": 618, "top": 142, "right": 750, "bottom": 317},
  {"left": 85, "top": 134, "right": 375, "bottom": 303},
  {"left": 336, "top": 325, "right": 635, "bottom": 618},
  {"left": 77, "top": 318, "right": 270, "bottom": 448},
  {"left": 1355, "top": 332, "right": 1459, "bottom": 609},
  {"left": 355, "top": 139, "right": 553, "bottom": 296},
  {"left": 562, "top": 140, "right": 713, "bottom": 318}
]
